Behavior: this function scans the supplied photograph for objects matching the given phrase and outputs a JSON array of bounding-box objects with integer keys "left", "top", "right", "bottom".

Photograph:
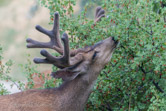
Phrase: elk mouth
[
  {"left": 114, "top": 40, "right": 119, "bottom": 46},
  {"left": 112, "top": 37, "right": 119, "bottom": 48}
]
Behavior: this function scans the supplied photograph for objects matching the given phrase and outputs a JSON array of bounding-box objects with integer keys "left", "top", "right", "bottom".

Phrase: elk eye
[{"left": 92, "top": 51, "right": 99, "bottom": 60}]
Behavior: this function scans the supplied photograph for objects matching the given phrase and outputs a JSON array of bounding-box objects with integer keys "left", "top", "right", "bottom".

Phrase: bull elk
[{"left": 0, "top": 7, "right": 119, "bottom": 111}]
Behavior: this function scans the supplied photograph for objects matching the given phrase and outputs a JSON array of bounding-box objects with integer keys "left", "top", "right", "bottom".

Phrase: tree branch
[
  {"left": 139, "top": 64, "right": 164, "bottom": 93},
  {"left": 152, "top": 80, "right": 164, "bottom": 93}
]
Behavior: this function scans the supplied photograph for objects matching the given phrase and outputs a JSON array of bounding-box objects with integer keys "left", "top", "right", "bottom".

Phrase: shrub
[{"left": 39, "top": 0, "right": 166, "bottom": 110}]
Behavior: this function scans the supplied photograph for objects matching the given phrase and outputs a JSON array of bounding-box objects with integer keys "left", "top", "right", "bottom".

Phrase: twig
[
  {"left": 129, "top": 89, "right": 132, "bottom": 111},
  {"left": 137, "top": 25, "right": 152, "bottom": 35},
  {"left": 0, "top": 70, "right": 23, "bottom": 91},
  {"left": 139, "top": 64, "right": 164, "bottom": 93},
  {"left": 152, "top": 80, "right": 164, "bottom": 93},
  {"left": 6, "top": 75, "right": 23, "bottom": 92},
  {"left": 164, "top": 16, "right": 166, "bottom": 23}
]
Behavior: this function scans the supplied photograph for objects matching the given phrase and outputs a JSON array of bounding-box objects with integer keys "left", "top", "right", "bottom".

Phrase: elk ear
[
  {"left": 51, "top": 61, "right": 89, "bottom": 81},
  {"left": 51, "top": 69, "right": 80, "bottom": 81}
]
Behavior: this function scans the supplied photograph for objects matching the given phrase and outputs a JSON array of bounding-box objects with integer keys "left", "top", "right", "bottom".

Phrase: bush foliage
[
  {"left": 0, "top": 0, "right": 166, "bottom": 110},
  {"left": 39, "top": 0, "right": 166, "bottom": 110}
]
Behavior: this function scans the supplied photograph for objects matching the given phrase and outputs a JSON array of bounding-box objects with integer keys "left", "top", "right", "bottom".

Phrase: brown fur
[{"left": 0, "top": 72, "right": 98, "bottom": 111}]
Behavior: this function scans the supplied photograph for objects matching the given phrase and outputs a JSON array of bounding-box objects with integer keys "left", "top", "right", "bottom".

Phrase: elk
[{"left": 0, "top": 7, "right": 119, "bottom": 111}]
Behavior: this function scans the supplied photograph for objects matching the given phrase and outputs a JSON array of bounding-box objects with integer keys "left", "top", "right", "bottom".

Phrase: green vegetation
[
  {"left": 0, "top": 45, "right": 25, "bottom": 95},
  {"left": 0, "top": 0, "right": 166, "bottom": 110}
]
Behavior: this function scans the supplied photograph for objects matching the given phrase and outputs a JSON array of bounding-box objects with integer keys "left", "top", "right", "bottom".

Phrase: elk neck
[{"left": 55, "top": 65, "right": 103, "bottom": 110}]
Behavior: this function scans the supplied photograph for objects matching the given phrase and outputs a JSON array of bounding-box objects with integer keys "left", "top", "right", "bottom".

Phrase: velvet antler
[{"left": 26, "top": 7, "right": 105, "bottom": 69}]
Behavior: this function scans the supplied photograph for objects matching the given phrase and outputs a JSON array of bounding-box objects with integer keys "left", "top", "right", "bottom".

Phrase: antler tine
[
  {"left": 61, "top": 33, "right": 70, "bottom": 66},
  {"left": 33, "top": 33, "right": 70, "bottom": 68},
  {"left": 52, "top": 12, "right": 63, "bottom": 49},
  {"left": 94, "top": 6, "right": 105, "bottom": 24},
  {"left": 53, "top": 12, "right": 60, "bottom": 35},
  {"left": 35, "top": 25, "right": 52, "bottom": 37},
  {"left": 26, "top": 12, "right": 63, "bottom": 55},
  {"left": 69, "top": 7, "right": 106, "bottom": 57},
  {"left": 95, "top": 6, "right": 102, "bottom": 19},
  {"left": 26, "top": 38, "right": 52, "bottom": 48}
]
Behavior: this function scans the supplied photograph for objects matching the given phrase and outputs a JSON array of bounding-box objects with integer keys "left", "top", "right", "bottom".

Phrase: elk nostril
[
  {"left": 111, "top": 37, "right": 119, "bottom": 45},
  {"left": 112, "top": 37, "right": 115, "bottom": 41}
]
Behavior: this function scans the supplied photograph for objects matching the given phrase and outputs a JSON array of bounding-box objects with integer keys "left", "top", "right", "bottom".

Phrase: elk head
[{"left": 26, "top": 6, "right": 118, "bottom": 82}]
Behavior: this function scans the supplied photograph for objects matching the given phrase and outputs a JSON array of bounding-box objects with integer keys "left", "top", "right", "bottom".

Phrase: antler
[
  {"left": 33, "top": 33, "right": 70, "bottom": 68},
  {"left": 27, "top": 12, "right": 63, "bottom": 55},
  {"left": 94, "top": 6, "right": 105, "bottom": 24},
  {"left": 26, "top": 7, "right": 105, "bottom": 69}
]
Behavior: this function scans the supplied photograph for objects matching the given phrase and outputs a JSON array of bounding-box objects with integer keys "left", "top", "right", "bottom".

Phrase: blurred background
[{"left": 1, "top": 0, "right": 50, "bottom": 80}]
